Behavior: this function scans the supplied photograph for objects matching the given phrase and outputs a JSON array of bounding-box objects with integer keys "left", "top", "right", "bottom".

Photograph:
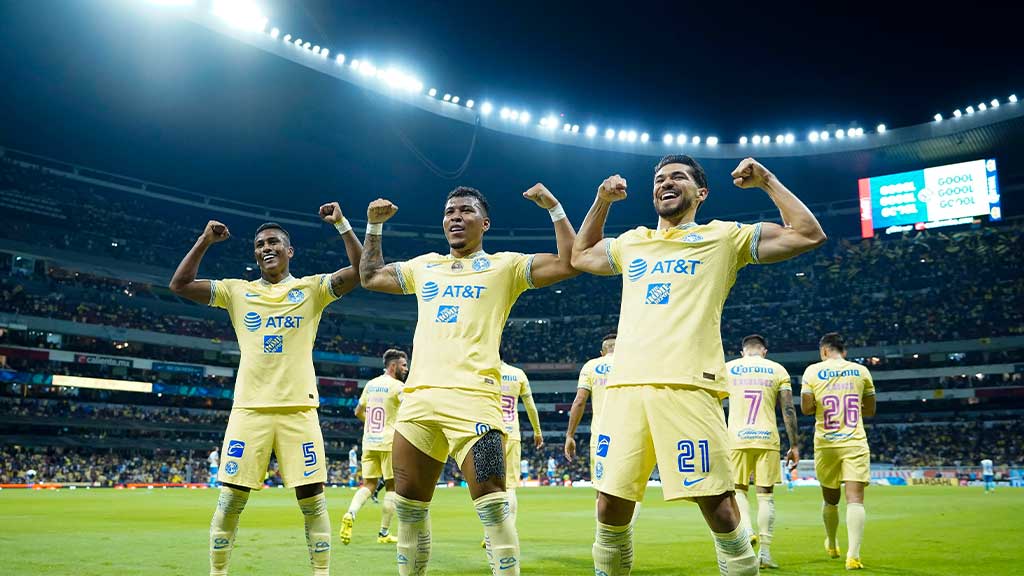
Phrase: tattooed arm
[{"left": 359, "top": 198, "right": 406, "bottom": 294}]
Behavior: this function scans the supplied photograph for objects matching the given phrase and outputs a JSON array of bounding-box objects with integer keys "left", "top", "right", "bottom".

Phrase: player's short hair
[
  {"left": 601, "top": 332, "right": 617, "bottom": 343},
  {"left": 741, "top": 334, "right": 767, "bottom": 349},
  {"left": 255, "top": 222, "right": 290, "bottom": 242},
  {"left": 383, "top": 348, "right": 407, "bottom": 366},
  {"left": 655, "top": 154, "right": 708, "bottom": 189},
  {"left": 819, "top": 332, "right": 846, "bottom": 353},
  {"left": 446, "top": 186, "right": 490, "bottom": 217}
]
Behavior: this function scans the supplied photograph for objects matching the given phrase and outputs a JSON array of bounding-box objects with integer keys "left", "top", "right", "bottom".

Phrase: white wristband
[
  {"left": 548, "top": 203, "right": 567, "bottom": 222},
  {"left": 333, "top": 218, "right": 352, "bottom": 235},
  {"left": 366, "top": 222, "right": 383, "bottom": 235}
]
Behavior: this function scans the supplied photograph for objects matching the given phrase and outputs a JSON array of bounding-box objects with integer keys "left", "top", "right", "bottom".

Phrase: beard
[{"left": 654, "top": 194, "right": 696, "bottom": 219}]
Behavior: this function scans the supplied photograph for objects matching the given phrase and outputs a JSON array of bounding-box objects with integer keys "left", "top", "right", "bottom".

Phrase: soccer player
[
  {"left": 348, "top": 445, "right": 359, "bottom": 488},
  {"left": 208, "top": 447, "right": 220, "bottom": 488},
  {"left": 801, "top": 332, "right": 876, "bottom": 571},
  {"left": 520, "top": 457, "right": 530, "bottom": 483},
  {"left": 168, "top": 202, "right": 362, "bottom": 576},
  {"left": 565, "top": 332, "right": 616, "bottom": 480},
  {"left": 340, "top": 348, "right": 408, "bottom": 545},
  {"left": 358, "top": 183, "right": 578, "bottom": 576},
  {"left": 981, "top": 458, "right": 995, "bottom": 493},
  {"left": 546, "top": 455, "right": 558, "bottom": 484},
  {"left": 725, "top": 334, "right": 800, "bottom": 569},
  {"left": 571, "top": 155, "right": 827, "bottom": 576}
]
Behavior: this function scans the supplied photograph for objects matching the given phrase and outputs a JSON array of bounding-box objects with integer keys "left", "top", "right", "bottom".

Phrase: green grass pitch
[{"left": 1, "top": 485, "right": 1020, "bottom": 574}]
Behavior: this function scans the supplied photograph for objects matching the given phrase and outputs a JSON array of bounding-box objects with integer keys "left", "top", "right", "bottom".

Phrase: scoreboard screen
[{"left": 858, "top": 158, "right": 1001, "bottom": 238}]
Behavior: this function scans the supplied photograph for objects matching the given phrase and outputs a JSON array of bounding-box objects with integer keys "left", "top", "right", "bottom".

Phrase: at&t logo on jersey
[
  {"left": 596, "top": 434, "right": 611, "bottom": 457},
  {"left": 287, "top": 288, "right": 305, "bottom": 303},
  {"left": 627, "top": 258, "right": 648, "bottom": 282},
  {"left": 628, "top": 257, "right": 703, "bottom": 282},
  {"left": 435, "top": 305, "right": 460, "bottom": 323},
  {"left": 645, "top": 282, "right": 671, "bottom": 305},
  {"left": 264, "top": 335, "right": 284, "bottom": 353},
  {"left": 422, "top": 281, "right": 440, "bottom": 302},
  {"left": 243, "top": 311, "right": 262, "bottom": 332}
]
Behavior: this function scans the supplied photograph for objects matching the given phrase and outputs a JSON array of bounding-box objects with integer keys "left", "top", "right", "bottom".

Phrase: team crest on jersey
[
  {"left": 224, "top": 461, "right": 239, "bottom": 476},
  {"left": 682, "top": 233, "right": 704, "bottom": 243},
  {"left": 422, "top": 281, "right": 440, "bottom": 302},
  {"left": 264, "top": 335, "right": 284, "bottom": 353},
  {"left": 472, "top": 256, "right": 491, "bottom": 271},
  {"left": 243, "top": 311, "right": 262, "bottom": 332},
  {"left": 435, "top": 305, "right": 459, "bottom": 323},
  {"left": 645, "top": 282, "right": 671, "bottom": 305},
  {"left": 595, "top": 461, "right": 604, "bottom": 480},
  {"left": 451, "top": 261, "right": 464, "bottom": 272},
  {"left": 287, "top": 288, "right": 305, "bottom": 303}
]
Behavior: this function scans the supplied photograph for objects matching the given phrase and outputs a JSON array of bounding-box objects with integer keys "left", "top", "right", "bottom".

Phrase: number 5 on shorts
[{"left": 302, "top": 442, "right": 317, "bottom": 466}]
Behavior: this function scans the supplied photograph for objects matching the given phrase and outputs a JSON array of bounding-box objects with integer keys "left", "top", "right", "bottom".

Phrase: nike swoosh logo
[
  {"left": 682, "top": 477, "right": 706, "bottom": 487},
  {"left": 425, "top": 263, "right": 443, "bottom": 268},
  {"left": 303, "top": 469, "right": 320, "bottom": 477},
  {"left": 244, "top": 292, "right": 259, "bottom": 298}
]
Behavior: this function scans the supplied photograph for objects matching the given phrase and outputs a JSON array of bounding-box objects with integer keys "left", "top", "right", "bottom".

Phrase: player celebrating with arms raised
[
  {"left": 801, "top": 332, "right": 876, "bottom": 570},
  {"left": 169, "top": 202, "right": 362, "bottom": 576},
  {"left": 358, "top": 184, "right": 578, "bottom": 575},
  {"left": 571, "top": 156, "right": 826, "bottom": 575}
]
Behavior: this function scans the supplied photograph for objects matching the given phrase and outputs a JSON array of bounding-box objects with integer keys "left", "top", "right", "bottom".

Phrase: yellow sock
[
  {"left": 756, "top": 493, "right": 775, "bottom": 552},
  {"left": 347, "top": 486, "right": 372, "bottom": 517},
  {"left": 209, "top": 486, "right": 249, "bottom": 576},
  {"left": 734, "top": 489, "right": 753, "bottom": 537},
  {"left": 593, "top": 521, "right": 633, "bottom": 576},
  {"left": 475, "top": 491, "right": 520, "bottom": 575},
  {"left": 395, "top": 494, "right": 431, "bottom": 576},
  {"left": 846, "top": 503, "right": 865, "bottom": 559},
  {"left": 298, "top": 493, "right": 331, "bottom": 576},
  {"left": 822, "top": 503, "right": 840, "bottom": 550},
  {"left": 711, "top": 525, "right": 758, "bottom": 575}
]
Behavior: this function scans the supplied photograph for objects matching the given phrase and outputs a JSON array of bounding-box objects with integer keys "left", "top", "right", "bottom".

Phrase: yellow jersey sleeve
[
  {"left": 799, "top": 366, "right": 815, "bottom": 397},
  {"left": 728, "top": 221, "right": 763, "bottom": 269},
  {"left": 862, "top": 368, "right": 876, "bottom": 396},
  {"left": 509, "top": 252, "right": 537, "bottom": 295},
  {"left": 314, "top": 273, "right": 341, "bottom": 307},
  {"left": 210, "top": 278, "right": 244, "bottom": 309},
  {"left": 357, "top": 382, "right": 369, "bottom": 407},
  {"left": 777, "top": 364, "right": 792, "bottom": 392},
  {"left": 395, "top": 255, "right": 430, "bottom": 296},
  {"left": 577, "top": 361, "right": 593, "bottom": 391},
  {"left": 606, "top": 233, "right": 627, "bottom": 275}
]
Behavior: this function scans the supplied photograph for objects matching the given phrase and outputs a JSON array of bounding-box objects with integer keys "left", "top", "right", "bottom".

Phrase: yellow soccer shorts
[
  {"left": 361, "top": 449, "right": 394, "bottom": 481},
  {"left": 815, "top": 445, "right": 871, "bottom": 489},
  {"left": 394, "top": 387, "right": 507, "bottom": 468},
  {"left": 731, "top": 448, "right": 781, "bottom": 487},
  {"left": 594, "top": 384, "right": 733, "bottom": 502},
  {"left": 505, "top": 439, "right": 522, "bottom": 488},
  {"left": 218, "top": 407, "right": 326, "bottom": 490}
]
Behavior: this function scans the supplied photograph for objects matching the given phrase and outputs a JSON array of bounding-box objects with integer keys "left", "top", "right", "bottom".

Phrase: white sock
[
  {"left": 347, "top": 486, "right": 372, "bottom": 517},
  {"left": 475, "top": 491, "right": 520, "bottom": 575},
  {"left": 210, "top": 486, "right": 249, "bottom": 576},
  {"left": 631, "top": 502, "right": 642, "bottom": 525},
  {"left": 298, "top": 493, "right": 331, "bottom": 576},
  {"left": 822, "top": 502, "right": 840, "bottom": 550},
  {"left": 380, "top": 491, "right": 396, "bottom": 535},
  {"left": 846, "top": 503, "right": 865, "bottom": 560},
  {"left": 711, "top": 525, "right": 759, "bottom": 576},
  {"left": 756, "top": 493, "right": 775, "bottom": 555},
  {"left": 734, "top": 489, "right": 753, "bottom": 537},
  {"left": 395, "top": 494, "right": 431, "bottom": 576},
  {"left": 508, "top": 489, "right": 518, "bottom": 525},
  {"left": 592, "top": 521, "right": 633, "bottom": 576}
]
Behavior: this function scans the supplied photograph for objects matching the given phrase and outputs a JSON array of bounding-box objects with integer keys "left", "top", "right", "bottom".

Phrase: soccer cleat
[
  {"left": 825, "top": 538, "right": 841, "bottom": 559},
  {"left": 750, "top": 533, "right": 758, "bottom": 548},
  {"left": 845, "top": 558, "right": 864, "bottom": 570},
  {"left": 759, "top": 554, "right": 779, "bottom": 569},
  {"left": 480, "top": 538, "right": 487, "bottom": 549},
  {"left": 377, "top": 533, "right": 398, "bottom": 544},
  {"left": 339, "top": 512, "right": 354, "bottom": 545}
]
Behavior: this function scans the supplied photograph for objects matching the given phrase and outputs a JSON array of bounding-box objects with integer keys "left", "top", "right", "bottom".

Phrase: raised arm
[
  {"left": 731, "top": 158, "right": 827, "bottom": 263},
  {"left": 779, "top": 388, "right": 800, "bottom": 469},
  {"left": 358, "top": 198, "right": 406, "bottom": 295},
  {"left": 564, "top": 387, "right": 590, "bottom": 461},
  {"left": 168, "top": 220, "right": 230, "bottom": 304},
  {"left": 318, "top": 202, "right": 363, "bottom": 297},
  {"left": 570, "top": 175, "right": 627, "bottom": 275},
  {"left": 520, "top": 183, "right": 580, "bottom": 288}
]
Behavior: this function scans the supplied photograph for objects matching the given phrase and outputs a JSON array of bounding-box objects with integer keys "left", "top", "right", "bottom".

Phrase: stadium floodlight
[
  {"left": 283, "top": 33, "right": 291, "bottom": 42},
  {"left": 676, "top": 134, "right": 687, "bottom": 146},
  {"left": 784, "top": 133, "right": 795, "bottom": 144},
  {"left": 627, "top": 130, "right": 638, "bottom": 143},
  {"left": 499, "top": 107, "right": 511, "bottom": 119},
  {"left": 294, "top": 38, "right": 303, "bottom": 46},
  {"left": 359, "top": 61, "right": 375, "bottom": 76},
  {"left": 835, "top": 129, "right": 845, "bottom": 139},
  {"left": 876, "top": 123, "right": 886, "bottom": 133},
  {"left": 350, "top": 58, "right": 359, "bottom": 68},
  {"left": 990, "top": 99, "right": 999, "bottom": 108},
  {"left": 312, "top": 45, "right": 320, "bottom": 54},
  {"left": 303, "top": 42, "right": 311, "bottom": 50},
  {"left": 320, "top": 49, "right": 329, "bottom": 58},
  {"left": 640, "top": 132, "right": 650, "bottom": 143},
  {"left": 480, "top": 101, "right": 493, "bottom": 115},
  {"left": 856, "top": 127, "right": 864, "bottom": 136},
  {"left": 978, "top": 102, "right": 987, "bottom": 111},
  {"left": 739, "top": 136, "right": 748, "bottom": 145},
  {"left": 820, "top": 130, "right": 830, "bottom": 140},
  {"left": 571, "top": 125, "right": 579, "bottom": 133},
  {"left": 428, "top": 88, "right": 438, "bottom": 97},
  {"left": 270, "top": 27, "right": 279, "bottom": 39},
  {"left": 933, "top": 113, "right": 943, "bottom": 122},
  {"left": 563, "top": 123, "right": 572, "bottom": 132},
  {"left": 705, "top": 136, "right": 717, "bottom": 146},
  {"left": 465, "top": 99, "right": 475, "bottom": 109},
  {"left": 442, "top": 93, "right": 452, "bottom": 102},
  {"left": 846, "top": 128, "right": 856, "bottom": 138},
  {"left": 541, "top": 116, "right": 557, "bottom": 128},
  {"left": 605, "top": 128, "right": 616, "bottom": 140},
  {"left": 763, "top": 135, "right": 771, "bottom": 143},
  {"left": 752, "top": 135, "right": 762, "bottom": 145},
  {"left": 212, "top": 0, "right": 267, "bottom": 31},
  {"left": 691, "top": 135, "right": 701, "bottom": 145},
  {"left": 519, "top": 111, "right": 530, "bottom": 124},
  {"left": 586, "top": 125, "right": 597, "bottom": 137},
  {"left": 451, "top": 96, "right": 460, "bottom": 104},
  {"left": 509, "top": 110, "right": 520, "bottom": 121},
  {"left": 617, "top": 130, "right": 628, "bottom": 141},
  {"left": 953, "top": 109, "right": 962, "bottom": 118},
  {"left": 808, "top": 131, "right": 819, "bottom": 142},
  {"left": 775, "top": 134, "right": 784, "bottom": 144},
  {"left": 1010, "top": 94, "right": 1018, "bottom": 103},
  {"left": 663, "top": 133, "right": 674, "bottom": 145},
  {"left": 149, "top": 0, "right": 195, "bottom": 5},
  {"left": 965, "top": 106, "right": 974, "bottom": 115}
]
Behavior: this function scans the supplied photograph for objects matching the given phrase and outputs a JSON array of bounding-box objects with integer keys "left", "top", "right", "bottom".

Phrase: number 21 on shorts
[{"left": 676, "top": 439, "right": 710, "bottom": 473}]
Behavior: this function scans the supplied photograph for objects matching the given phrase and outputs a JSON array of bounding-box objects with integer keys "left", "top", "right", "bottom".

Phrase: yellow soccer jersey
[
  {"left": 210, "top": 274, "right": 338, "bottom": 408},
  {"left": 726, "top": 356, "right": 791, "bottom": 450},
  {"left": 800, "top": 358, "right": 875, "bottom": 449},
  {"left": 606, "top": 221, "right": 761, "bottom": 396},
  {"left": 499, "top": 363, "right": 531, "bottom": 441},
  {"left": 358, "top": 374, "right": 403, "bottom": 451},
  {"left": 396, "top": 251, "right": 534, "bottom": 393},
  {"left": 577, "top": 354, "right": 614, "bottom": 422}
]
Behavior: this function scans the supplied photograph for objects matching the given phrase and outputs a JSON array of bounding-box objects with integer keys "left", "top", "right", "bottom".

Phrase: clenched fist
[
  {"left": 598, "top": 174, "right": 628, "bottom": 202},
  {"left": 731, "top": 158, "right": 774, "bottom": 189},
  {"left": 367, "top": 198, "right": 399, "bottom": 224},
  {"left": 522, "top": 183, "right": 559, "bottom": 209},
  {"left": 318, "top": 202, "right": 344, "bottom": 224},
  {"left": 200, "top": 220, "right": 230, "bottom": 244}
]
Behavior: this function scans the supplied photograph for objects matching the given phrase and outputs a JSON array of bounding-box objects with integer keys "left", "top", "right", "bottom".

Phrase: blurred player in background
[
  {"left": 358, "top": 183, "right": 578, "bottom": 575},
  {"left": 571, "top": 155, "right": 826, "bottom": 576},
  {"left": 340, "top": 348, "right": 408, "bottom": 545},
  {"left": 981, "top": 458, "right": 995, "bottom": 493},
  {"left": 725, "top": 334, "right": 800, "bottom": 569},
  {"left": 208, "top": 447, "right": 220, "bottom": 488},
  {"left": 546, "top": 455, "right": 557, "bottom": 484},
  {"left": 801, "top": 332, "right": 876, "bottom": 571},
  {"left": 348, "top": 445, "right": 359, "bottom": 488},
  {"left": 168, "top": 201, "right": 362, "bottom": 576}
]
